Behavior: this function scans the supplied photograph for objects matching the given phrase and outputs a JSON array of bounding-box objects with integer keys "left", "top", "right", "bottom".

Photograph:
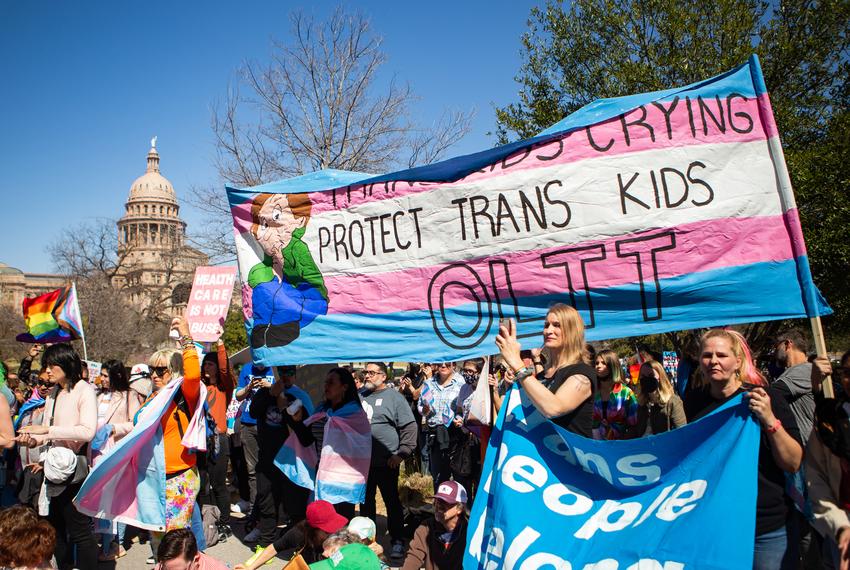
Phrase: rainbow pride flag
[{"left": 16, "top": 284, "right": 84, "bottom": 343}]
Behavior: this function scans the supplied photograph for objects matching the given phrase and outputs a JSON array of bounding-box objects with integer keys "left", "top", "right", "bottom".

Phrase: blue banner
[{"left": 465, "top": 391, "right": 760, "bottom": 569}]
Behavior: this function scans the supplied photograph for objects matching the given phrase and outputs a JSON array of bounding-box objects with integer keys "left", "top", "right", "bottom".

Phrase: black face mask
[{"left": 461, "top": 371, "right": 478, "bottom": 385}]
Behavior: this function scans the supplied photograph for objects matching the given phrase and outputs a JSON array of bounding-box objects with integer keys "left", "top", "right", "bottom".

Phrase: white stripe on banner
[{"left": 234, "top": 139, "right": 782, "bottom": 277}]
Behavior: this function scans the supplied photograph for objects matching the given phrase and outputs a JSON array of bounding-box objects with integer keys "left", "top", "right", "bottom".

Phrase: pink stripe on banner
[
  {"left": 755, "top": 92, "right": 780, "bottom": 139},
  {"left": 228, "top": 94, "right": 774, "bottom": 224},
  {"left": 323, "top": 210, "right": 800, "bottom": 315}
]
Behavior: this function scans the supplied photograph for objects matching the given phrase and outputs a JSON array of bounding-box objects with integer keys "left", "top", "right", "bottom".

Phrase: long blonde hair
[
  {"left": 637, "top": 361, "right": 675, "bottom": 405},
  {"left": 545, "top": 304, "right": 588, "bottom": 367},
  {"left": 698, "top": 329, "right": 765, "bottom": 387}
]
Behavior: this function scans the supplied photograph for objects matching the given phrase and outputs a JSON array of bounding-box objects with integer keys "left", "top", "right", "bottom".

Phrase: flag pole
[
  {"left": 73, "top": 282, "right": 89, "bottom": 362},
  {"left": 810, "top": 316, "right": 834, "bottom": 399}
]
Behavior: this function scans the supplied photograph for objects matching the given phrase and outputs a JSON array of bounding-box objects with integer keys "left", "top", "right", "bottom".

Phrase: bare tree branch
[{"left": 196, "top": 6, "right": 474, "bottom": 260}]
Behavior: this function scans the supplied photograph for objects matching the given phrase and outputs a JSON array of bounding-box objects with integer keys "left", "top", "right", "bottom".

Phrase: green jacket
[{"left": 248, "top": 227, "right": 328, "bottom": 300}]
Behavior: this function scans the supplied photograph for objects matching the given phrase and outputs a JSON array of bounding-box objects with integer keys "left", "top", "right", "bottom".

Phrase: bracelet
[
  {"left": 514, "top": 366, "right": 535, "bottom": 385},
  {"left": 764, "top": 418, "right": 782, "bottom": 434}
]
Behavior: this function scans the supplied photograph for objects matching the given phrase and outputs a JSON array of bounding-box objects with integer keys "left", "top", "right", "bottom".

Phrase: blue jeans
[{"left": 753, "top": 524, "right": 792, "bottom": 570}]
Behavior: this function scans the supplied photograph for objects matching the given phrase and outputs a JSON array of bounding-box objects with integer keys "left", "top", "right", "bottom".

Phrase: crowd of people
[{"left": 0, "top": 306, "right": 848, "bottom": 569}]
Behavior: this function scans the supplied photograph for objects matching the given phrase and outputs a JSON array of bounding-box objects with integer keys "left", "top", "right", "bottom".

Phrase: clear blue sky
[{"left": 0, "top": 0, "right": 539, "bottom": 273}]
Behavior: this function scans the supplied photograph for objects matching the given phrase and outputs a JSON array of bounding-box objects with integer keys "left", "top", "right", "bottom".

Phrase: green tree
[
  {"left": 497, "top": 0, "right": 850, "bottom": 337},
  {"left": 221, "top": 305, "right": 248, "bottom": 354}
]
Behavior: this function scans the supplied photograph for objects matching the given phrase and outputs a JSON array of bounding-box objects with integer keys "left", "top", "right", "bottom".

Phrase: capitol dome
[
  {"left": 127, "top": 138, "right": 178, "bottom": 205},
  {"left": 118, "top": 138, "right": 186, "bottom": 250}
]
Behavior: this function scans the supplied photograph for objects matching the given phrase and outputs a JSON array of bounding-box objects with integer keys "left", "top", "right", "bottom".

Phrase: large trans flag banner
[
  {"left": 227, "top": 55, "right": 830, "bottom": 365},
  {"left": 465, "top": 389, "right": 760, "bottom": 569}
]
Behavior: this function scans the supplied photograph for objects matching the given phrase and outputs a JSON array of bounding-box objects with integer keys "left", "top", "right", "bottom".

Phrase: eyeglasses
[
  {"left": 462, "top": 368, "right": 477, "bottom": 375},
  {"left": 363, "top": 370, "right": 384, "bottom": 377},
  {"left": 150, "top": 366, "right": 169, "bottom": 378}
]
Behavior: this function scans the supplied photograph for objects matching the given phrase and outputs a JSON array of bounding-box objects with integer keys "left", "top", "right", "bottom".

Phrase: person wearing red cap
[
  {"left": 401, "top": 480, "right": 469, "bottom": 570},
  {"left": 235, "top": 500, "right": 348, "bottom": 569}
]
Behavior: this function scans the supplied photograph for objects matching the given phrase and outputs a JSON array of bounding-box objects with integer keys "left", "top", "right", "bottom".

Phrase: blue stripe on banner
[
  {"left": 227, "top": 58, "right": 764, "bottom": 194},
  {"left": 539, "top": 57, "right": 762, "bottom": 137},
  {"left": 227, "top": 169, "right": 373, "bottom": 206},
  {"left": 249, "top": 256, "right": 831, "bottom": 365}
]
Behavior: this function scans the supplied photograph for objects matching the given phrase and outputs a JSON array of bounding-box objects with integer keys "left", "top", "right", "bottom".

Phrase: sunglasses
[{"left": 150, "top": 366, "right": 169, "bottom": 378}]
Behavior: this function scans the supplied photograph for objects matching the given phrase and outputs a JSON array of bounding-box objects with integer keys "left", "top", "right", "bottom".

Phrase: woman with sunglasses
[
  {"left": 15, "top": 368, "right": 50, "bottom": 509},
  {"left": 138, "top": 317, "right": 203, "bottom": 555},
  {"left": 495, "top": 303, "right": 596, "bottom": 436}
]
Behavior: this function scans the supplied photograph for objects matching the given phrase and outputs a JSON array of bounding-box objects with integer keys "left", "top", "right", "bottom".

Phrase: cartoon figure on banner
[{"left": 247, "top": 192, "right": 329, "bottom": 349}]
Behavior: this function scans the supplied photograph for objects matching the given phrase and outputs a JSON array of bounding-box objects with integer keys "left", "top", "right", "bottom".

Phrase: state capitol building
[{"left": 1, "top": 139, "right": 207, "bottom": 317}]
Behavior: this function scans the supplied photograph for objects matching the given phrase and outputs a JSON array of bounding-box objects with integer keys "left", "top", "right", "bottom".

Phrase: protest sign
[
  {"left": 84, "top": 360, "right": 101, "bottom": 381},
  {"left": 465, "top": 389, "right": 760, "bottom": 569},
  {"left": 185, "top": 266, "right": 237, "bottom": 342},
  {"left": 227, "top": 56, "right": 830, "bottom": 366}
]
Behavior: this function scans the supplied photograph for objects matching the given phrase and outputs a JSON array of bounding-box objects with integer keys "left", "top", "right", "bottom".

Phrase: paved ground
[
  {"left": 104, "top": 517, "right": 260, "bottom": 569},
  {"left": 107, "top": 510, "right": 409, "bottom": 569}
]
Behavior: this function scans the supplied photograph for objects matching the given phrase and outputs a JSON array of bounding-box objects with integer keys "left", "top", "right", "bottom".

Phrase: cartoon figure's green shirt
[{"left": 248, "top": 227, "right": 328, "bottom": 300}]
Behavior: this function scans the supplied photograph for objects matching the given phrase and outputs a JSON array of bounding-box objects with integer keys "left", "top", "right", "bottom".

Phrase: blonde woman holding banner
[
  {"left": 684, "top": 329, "right": 802, "bottom": 570},
  {"left": 495, "top": 303, "right": 596, "bottom": 437}
]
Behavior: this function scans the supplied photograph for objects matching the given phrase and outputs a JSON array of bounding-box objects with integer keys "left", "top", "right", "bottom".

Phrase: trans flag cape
[
  {"left": 228, "top": 55, "right": 830, "bottom": 366},
  {"left": 465, "top": 388, "right": 761, "bottom": 569},
  {"left": 74, "top": 378, "right": 208, "bottom": 531},
  {"left": 274, "top": 399, "right": 371, "bottom": 505}
]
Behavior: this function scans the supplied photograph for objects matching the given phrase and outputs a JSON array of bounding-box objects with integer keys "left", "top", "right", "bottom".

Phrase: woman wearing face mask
[
  {"left": 592, "top": 349, "right": 638, "bottom": 440},
  {"left": 452, "top": 359, "right": 485, "bottom": 499},
  {"left": 634, "top": 361, "right": 686, "bottom": 436}
]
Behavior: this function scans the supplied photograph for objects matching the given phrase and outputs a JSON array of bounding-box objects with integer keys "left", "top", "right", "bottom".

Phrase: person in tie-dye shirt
[{"left": 592, "top": 350, "right": 638, "bottom": 440}]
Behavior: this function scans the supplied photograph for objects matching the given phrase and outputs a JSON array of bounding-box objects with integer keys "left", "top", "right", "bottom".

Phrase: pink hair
[{"left": 701, "top": 329, "right": 766, "bottom": 387}]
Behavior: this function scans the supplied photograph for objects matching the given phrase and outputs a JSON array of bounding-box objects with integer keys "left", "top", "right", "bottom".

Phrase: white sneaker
[
  {"left": 231, "top": 500, "right": 252, "bottom": 514},
  {"left": 243, "top": 527, "right": 262, "bottom": 543}
]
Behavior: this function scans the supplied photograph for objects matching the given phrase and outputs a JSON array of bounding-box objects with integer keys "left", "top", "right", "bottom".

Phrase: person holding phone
[
  {"left": 233, "top": 363, "right": 274, "bottom": 515},
  {"left": 495, "top": 303, "right": 596, "bottom": 436},
  {"left": 684, "top": 329, "right": 802, "bottom": 570}
]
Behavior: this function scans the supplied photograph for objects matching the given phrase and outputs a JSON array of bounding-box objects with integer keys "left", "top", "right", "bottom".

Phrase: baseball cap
[
  {"left": 129, "top": 364, "right": 150, "bottom": 381},
  {"left": 431, "top": 480, "right": 468, "bottom": 505},
  {"left": 347, "top": 516, "right": 376, "bottom": 541},
  {"left": 309, "top": 543, "right": 381, "bottom": 570},
  {"left": 306, "top": 500, "right": 348, "bottom": 534}
]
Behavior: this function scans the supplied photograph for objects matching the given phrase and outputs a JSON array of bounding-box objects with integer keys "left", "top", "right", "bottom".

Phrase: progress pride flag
[
  {"left": 186, "top": 266, "right": 237, "bottom": 342},
  {"left": 228, "top": 55, "right": 830, "bottom": 366}
]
